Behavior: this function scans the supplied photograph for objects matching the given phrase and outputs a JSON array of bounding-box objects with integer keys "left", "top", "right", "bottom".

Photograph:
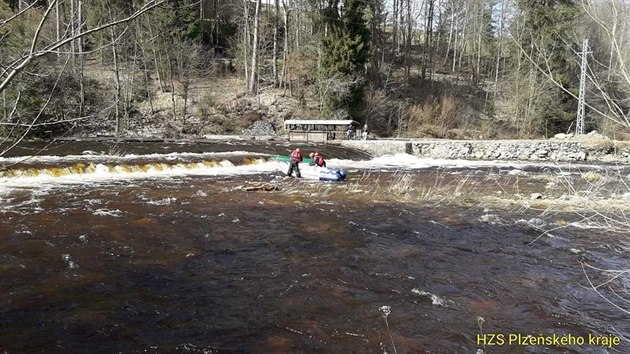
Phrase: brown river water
[{"left": 0, "top": 141, "right": 628, "bottom": 353}]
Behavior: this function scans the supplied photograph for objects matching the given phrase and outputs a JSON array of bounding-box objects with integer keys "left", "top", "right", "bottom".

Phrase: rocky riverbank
[{"left": 342, "top": 133, "right": 630, "bottom": 163}]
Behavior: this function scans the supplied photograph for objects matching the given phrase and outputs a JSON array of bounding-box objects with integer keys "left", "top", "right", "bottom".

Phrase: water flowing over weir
[{"left": 1, "top": 141, "right": 628, "bottom": 353}]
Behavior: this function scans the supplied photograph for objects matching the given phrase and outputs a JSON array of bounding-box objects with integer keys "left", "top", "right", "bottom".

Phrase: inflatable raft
[
  {"left": 317, "top": 167, "right": 347, "bottom": 182},
  {"left": 272, "top": 155, "right": 347, "bottom": 182}
]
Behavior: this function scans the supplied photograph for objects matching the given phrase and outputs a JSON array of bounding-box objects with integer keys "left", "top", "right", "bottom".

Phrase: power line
[{"left": 576, "top": 38, "right": 590, "bottom": 135}]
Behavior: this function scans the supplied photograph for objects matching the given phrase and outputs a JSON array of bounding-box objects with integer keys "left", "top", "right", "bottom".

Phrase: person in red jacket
[
  {"left": 309, "top": 152, "right": 326, "bottom": 167},
  {"left": 287, "top": 148, "right": 303, "bottom": 178}
]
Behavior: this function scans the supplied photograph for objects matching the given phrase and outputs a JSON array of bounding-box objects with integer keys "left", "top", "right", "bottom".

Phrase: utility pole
[{"left": 576, "top": 38, "right": 590, "bottom": 135}]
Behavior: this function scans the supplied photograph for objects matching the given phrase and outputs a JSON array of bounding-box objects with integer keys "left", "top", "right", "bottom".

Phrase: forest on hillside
[{"left": 1, "top": 0, "right": 629, "bottom": 145}]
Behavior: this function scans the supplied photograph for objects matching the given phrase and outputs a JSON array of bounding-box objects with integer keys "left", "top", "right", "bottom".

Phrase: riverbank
[
  {"left": 38, "top": 131, "right": 630, "bottom": 164},
  {"left": 342, "top": 134, "right": 630, "bottom": 163}
]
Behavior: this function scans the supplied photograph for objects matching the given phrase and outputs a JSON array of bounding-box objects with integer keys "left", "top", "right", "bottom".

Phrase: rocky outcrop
[{"left": 242, "top": 120, "right": 276, "bottom": 136}]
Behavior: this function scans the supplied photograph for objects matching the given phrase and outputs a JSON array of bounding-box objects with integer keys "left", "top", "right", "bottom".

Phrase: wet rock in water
[
  {"left": 530, "top": 193, "right": 543, "bottom": 200},
  {"left": 478, "top": 214, "right": 504, "bottom": 225}
]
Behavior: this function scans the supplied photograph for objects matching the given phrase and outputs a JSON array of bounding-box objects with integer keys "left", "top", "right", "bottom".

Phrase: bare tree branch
[
  {"left": 0, "top": 0, "right": 166, "bottom": 94},
  {"left": 0, "top": 1, "right": 37, "bottom": 27},
  {"left": 510, "top": 35, "right": 630, "bottom": 129},
  {"left": 0, "top": 55, "right": 71, "bottom": 157},
  {"left": 29, "top": 0, "right": 57, "bottom": 55}
]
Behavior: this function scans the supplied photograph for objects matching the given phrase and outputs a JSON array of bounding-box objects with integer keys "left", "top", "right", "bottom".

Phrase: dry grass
[
  {"left": 284, "top": 170, "right": 486, "bottom": 208},
  {"left": 269, "top": 165, "right": 630, "bottom": 235}
]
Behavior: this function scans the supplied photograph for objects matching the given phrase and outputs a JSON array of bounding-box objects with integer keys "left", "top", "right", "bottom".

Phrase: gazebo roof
[{"left": 284, "top": 119, "right": 359, "bottom": 126}]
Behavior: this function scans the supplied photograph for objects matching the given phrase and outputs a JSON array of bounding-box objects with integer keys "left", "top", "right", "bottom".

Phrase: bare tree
[
  {"left": 422, "top": 0, "right": 435, "bottom": 81},
  {"left": 273, "top": 0, "right": 280, "bottom": 87},
  {"left": 0, "top": 0, "right": 166, "bottom": 155},
  {"left": 580, "top": 0, "right": 630, "bottom": 130},
  {"left": 281, "top": 0, "right": 291, "bottom": 95},
  {"left": 248, "top": 0, "right": 262, "bottom": 94}
]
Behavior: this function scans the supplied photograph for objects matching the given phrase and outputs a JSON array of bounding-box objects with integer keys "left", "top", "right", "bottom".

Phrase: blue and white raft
[
  {"left": 272, "top": 155, "right": 348, "bottom": 182},
  {"left": 317, "top": 167, "right": 347, "bottom": 182}
]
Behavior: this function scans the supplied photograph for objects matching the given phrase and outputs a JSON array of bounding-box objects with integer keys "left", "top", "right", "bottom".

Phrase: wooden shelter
[{"left": 284, "top": 119, "right": 360, "bottom": 142}]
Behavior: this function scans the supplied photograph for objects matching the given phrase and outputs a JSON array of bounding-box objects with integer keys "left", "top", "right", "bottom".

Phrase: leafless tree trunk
[
  {"left": 137, "top": 21, "right": 155, "bottom": 115},
  {"left": 243, "top": 0, "right": 250, "bottom": 92},
  {"left": 77, "top": 0, "right": 83, "bottom": 53},
  {"left": 55, "top": 0, "right": 61, "bottom": 47},
  {"left": 108, "top": 6, "right": 122, "bottom": 137},
  {"left": 127, "top": 35, "right": 138, "bottom": 123},
  {"left": 249, "top": 0, "right": 261, "bottom": 95},
  {"left": 167, "top": 51, "right": 177, "bottom": 123},
  {"left": 422, "top": 0, "right": 435, "bottom": 80},
  {"left": 70, "top": 0, "right": 76, "bottom": 56},
  {"left": 200, "top": 0, "right": 204, "bottom": 39},
  {"left": 177, "top": 50, "right": 188, "bottom": 131},
  {"left": 494, "top": 0, "right": 505, "bottom": 89},
  {"left": 78, "top": 3, "right": 86, "bottom": 116},
  {"left": 295, "top": 10, "right": 300, "bottom": 49},
  {"left": 393, "top": 0, "right": 399, "bottom": 52},
  {"left": 457, "top": 0, "right": 468, "bottom": 72},
  {"left": 444, "top": 2, "right": 455, "bottom": 68},
  {"left": 146, "top": 17, "right": 165, "bottom": 92},
  {"left": 273, "top": 0, "right": 280, "bottom": 87},
  {"left": 2, "top": 90, "right": 6, "bottom": 122},
  {"left": 474, "top": 0, "right": 483, "bottom": 85},
  {"left": 282, "top": 0, "right": 291, "bottom": 95},
  {"left": 404, "top": 0, "right": 412, "bottom": 82},
  {"left": 370, "top": 1, "right": 383, "bottom": 82}
]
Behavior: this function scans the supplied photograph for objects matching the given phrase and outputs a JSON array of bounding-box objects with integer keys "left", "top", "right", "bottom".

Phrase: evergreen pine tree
[
  {"left": 321, "top": 0, "right": 372, "bottom": 120},
  {"left": 515, "top": 0, "right": 581, "bottom": 135}
]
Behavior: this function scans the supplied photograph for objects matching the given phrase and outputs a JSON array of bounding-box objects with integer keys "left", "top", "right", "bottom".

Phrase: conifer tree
[
  {"left": 512, "top": 0, "right": 581, "bottom": 135},
  {"left": 320, "top": 0, "right": 372, "bottom": 120}
]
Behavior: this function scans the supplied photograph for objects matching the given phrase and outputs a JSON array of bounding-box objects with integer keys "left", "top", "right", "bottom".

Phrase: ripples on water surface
[{"left": 0, "top": 141, "right": 628, "bottom": 353}]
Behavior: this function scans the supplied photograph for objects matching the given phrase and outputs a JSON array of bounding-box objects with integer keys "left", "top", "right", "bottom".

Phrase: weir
[
  {"left": 342, "top": 139, "right": 630, "bottom": 162},
  {"left": 0, "top": 157, "right": 270, "bottom": 179}
]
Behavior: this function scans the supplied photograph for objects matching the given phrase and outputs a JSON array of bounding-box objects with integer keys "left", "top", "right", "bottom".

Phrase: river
[{"left": 1, "top": 140, "right": 628, "bottom": 353}]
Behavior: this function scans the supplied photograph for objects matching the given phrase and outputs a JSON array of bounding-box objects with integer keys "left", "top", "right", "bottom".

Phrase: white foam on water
[
  {"left": 0, "top": 160, "right": 289, "bottom": 195},
  {"left": 61, "top": 254, "right": 79, "bottom": 269},
  {"left": 0, "top": 150, "right": 271, "bottom": 165},
  {"left": 515, "top": 218, "right": 547, "bottom": 229},
  {"left": 93, "top": 208, "right": 124, "bottom": 217},
  {"left": 145, "top": 197, "right": 177, "bottom": 206},
  {"left": 327, "top": 153, "right": 619, "bottom": 171},
  {"left": 411, "top": 288, "right": 458, "bottom": 308},
  {"left": 568, "top": 221, "right": 609, "bottom": 230},
  {"left": 478, "top": 214, "right": 506, "bottom": 225},
  {"left": 194, "top": 190, "right": 208, "bottom": 197}
]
